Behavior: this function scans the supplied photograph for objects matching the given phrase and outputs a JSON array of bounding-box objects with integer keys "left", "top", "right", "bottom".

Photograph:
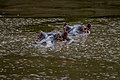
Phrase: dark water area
[
  {"left": 0, "top": 17, "right": 120, "bottom": 79},
  {"left": 0, "top": 0, "right": 120, "bottom": 17}
]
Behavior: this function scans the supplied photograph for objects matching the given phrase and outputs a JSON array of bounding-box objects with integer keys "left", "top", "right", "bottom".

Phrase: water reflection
[{"left": 0, "top": 18, "right": 120, "bottom": 79}]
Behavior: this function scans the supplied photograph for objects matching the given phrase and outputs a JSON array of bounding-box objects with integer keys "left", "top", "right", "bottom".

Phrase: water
[
  {"left": 0, "top": 18, "right": 120, "bottom": 80},
  {"left": 0, "top": 0, "right": 120, "bottom": 17}
]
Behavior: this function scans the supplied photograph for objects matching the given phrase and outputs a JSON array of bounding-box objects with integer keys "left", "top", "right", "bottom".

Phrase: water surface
[
  {"left": 0, "top": 18, "right": 120, "bottom": 80},
  {"left": 0, "top": 0, "right": 120, "bottom": 17}
]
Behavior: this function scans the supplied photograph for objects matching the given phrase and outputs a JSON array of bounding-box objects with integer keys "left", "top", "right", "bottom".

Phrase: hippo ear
[
  {"left": 63, "top": 22, "right": 67, "bottom": 26},
  {"left": 87, "top": 24, "right": 91, "bottom": 30}
]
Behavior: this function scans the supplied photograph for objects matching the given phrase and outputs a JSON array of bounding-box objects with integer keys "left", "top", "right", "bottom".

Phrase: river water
[
  {"left": 0, "top": 0, "right": 120, "bottom": 17},
  {"left": 0, "top": 18, "right": 120, "bottom": 80}
]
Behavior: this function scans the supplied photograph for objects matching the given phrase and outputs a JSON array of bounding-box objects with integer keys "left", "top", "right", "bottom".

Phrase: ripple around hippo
[{"left": 32, "top": 23, "right": 91, "bottom": 48}]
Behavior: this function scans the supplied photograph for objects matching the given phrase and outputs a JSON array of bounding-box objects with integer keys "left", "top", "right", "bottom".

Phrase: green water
[
  {"left": 0, "top": 0, "right": 120, "bottom": 79},
  {"left": 0, "top": 17, "right": 120, "bottom": 80},
  {"left": 0, "top": 0, "right": 120, "bottom": 17}
]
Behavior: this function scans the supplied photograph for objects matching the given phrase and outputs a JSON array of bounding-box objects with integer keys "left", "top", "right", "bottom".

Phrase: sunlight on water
[{"left": 0, "top": 18, "right": 120, "bottom": 80}]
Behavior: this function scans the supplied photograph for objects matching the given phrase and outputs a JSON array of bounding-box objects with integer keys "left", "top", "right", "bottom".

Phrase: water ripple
[{"left": 0, "top": 18, "right": 120, "bottom": 80}]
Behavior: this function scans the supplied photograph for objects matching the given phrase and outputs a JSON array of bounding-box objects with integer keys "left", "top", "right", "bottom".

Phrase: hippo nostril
[{"left": 84, "top": 28, "right": 87, "bottom": 30}]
